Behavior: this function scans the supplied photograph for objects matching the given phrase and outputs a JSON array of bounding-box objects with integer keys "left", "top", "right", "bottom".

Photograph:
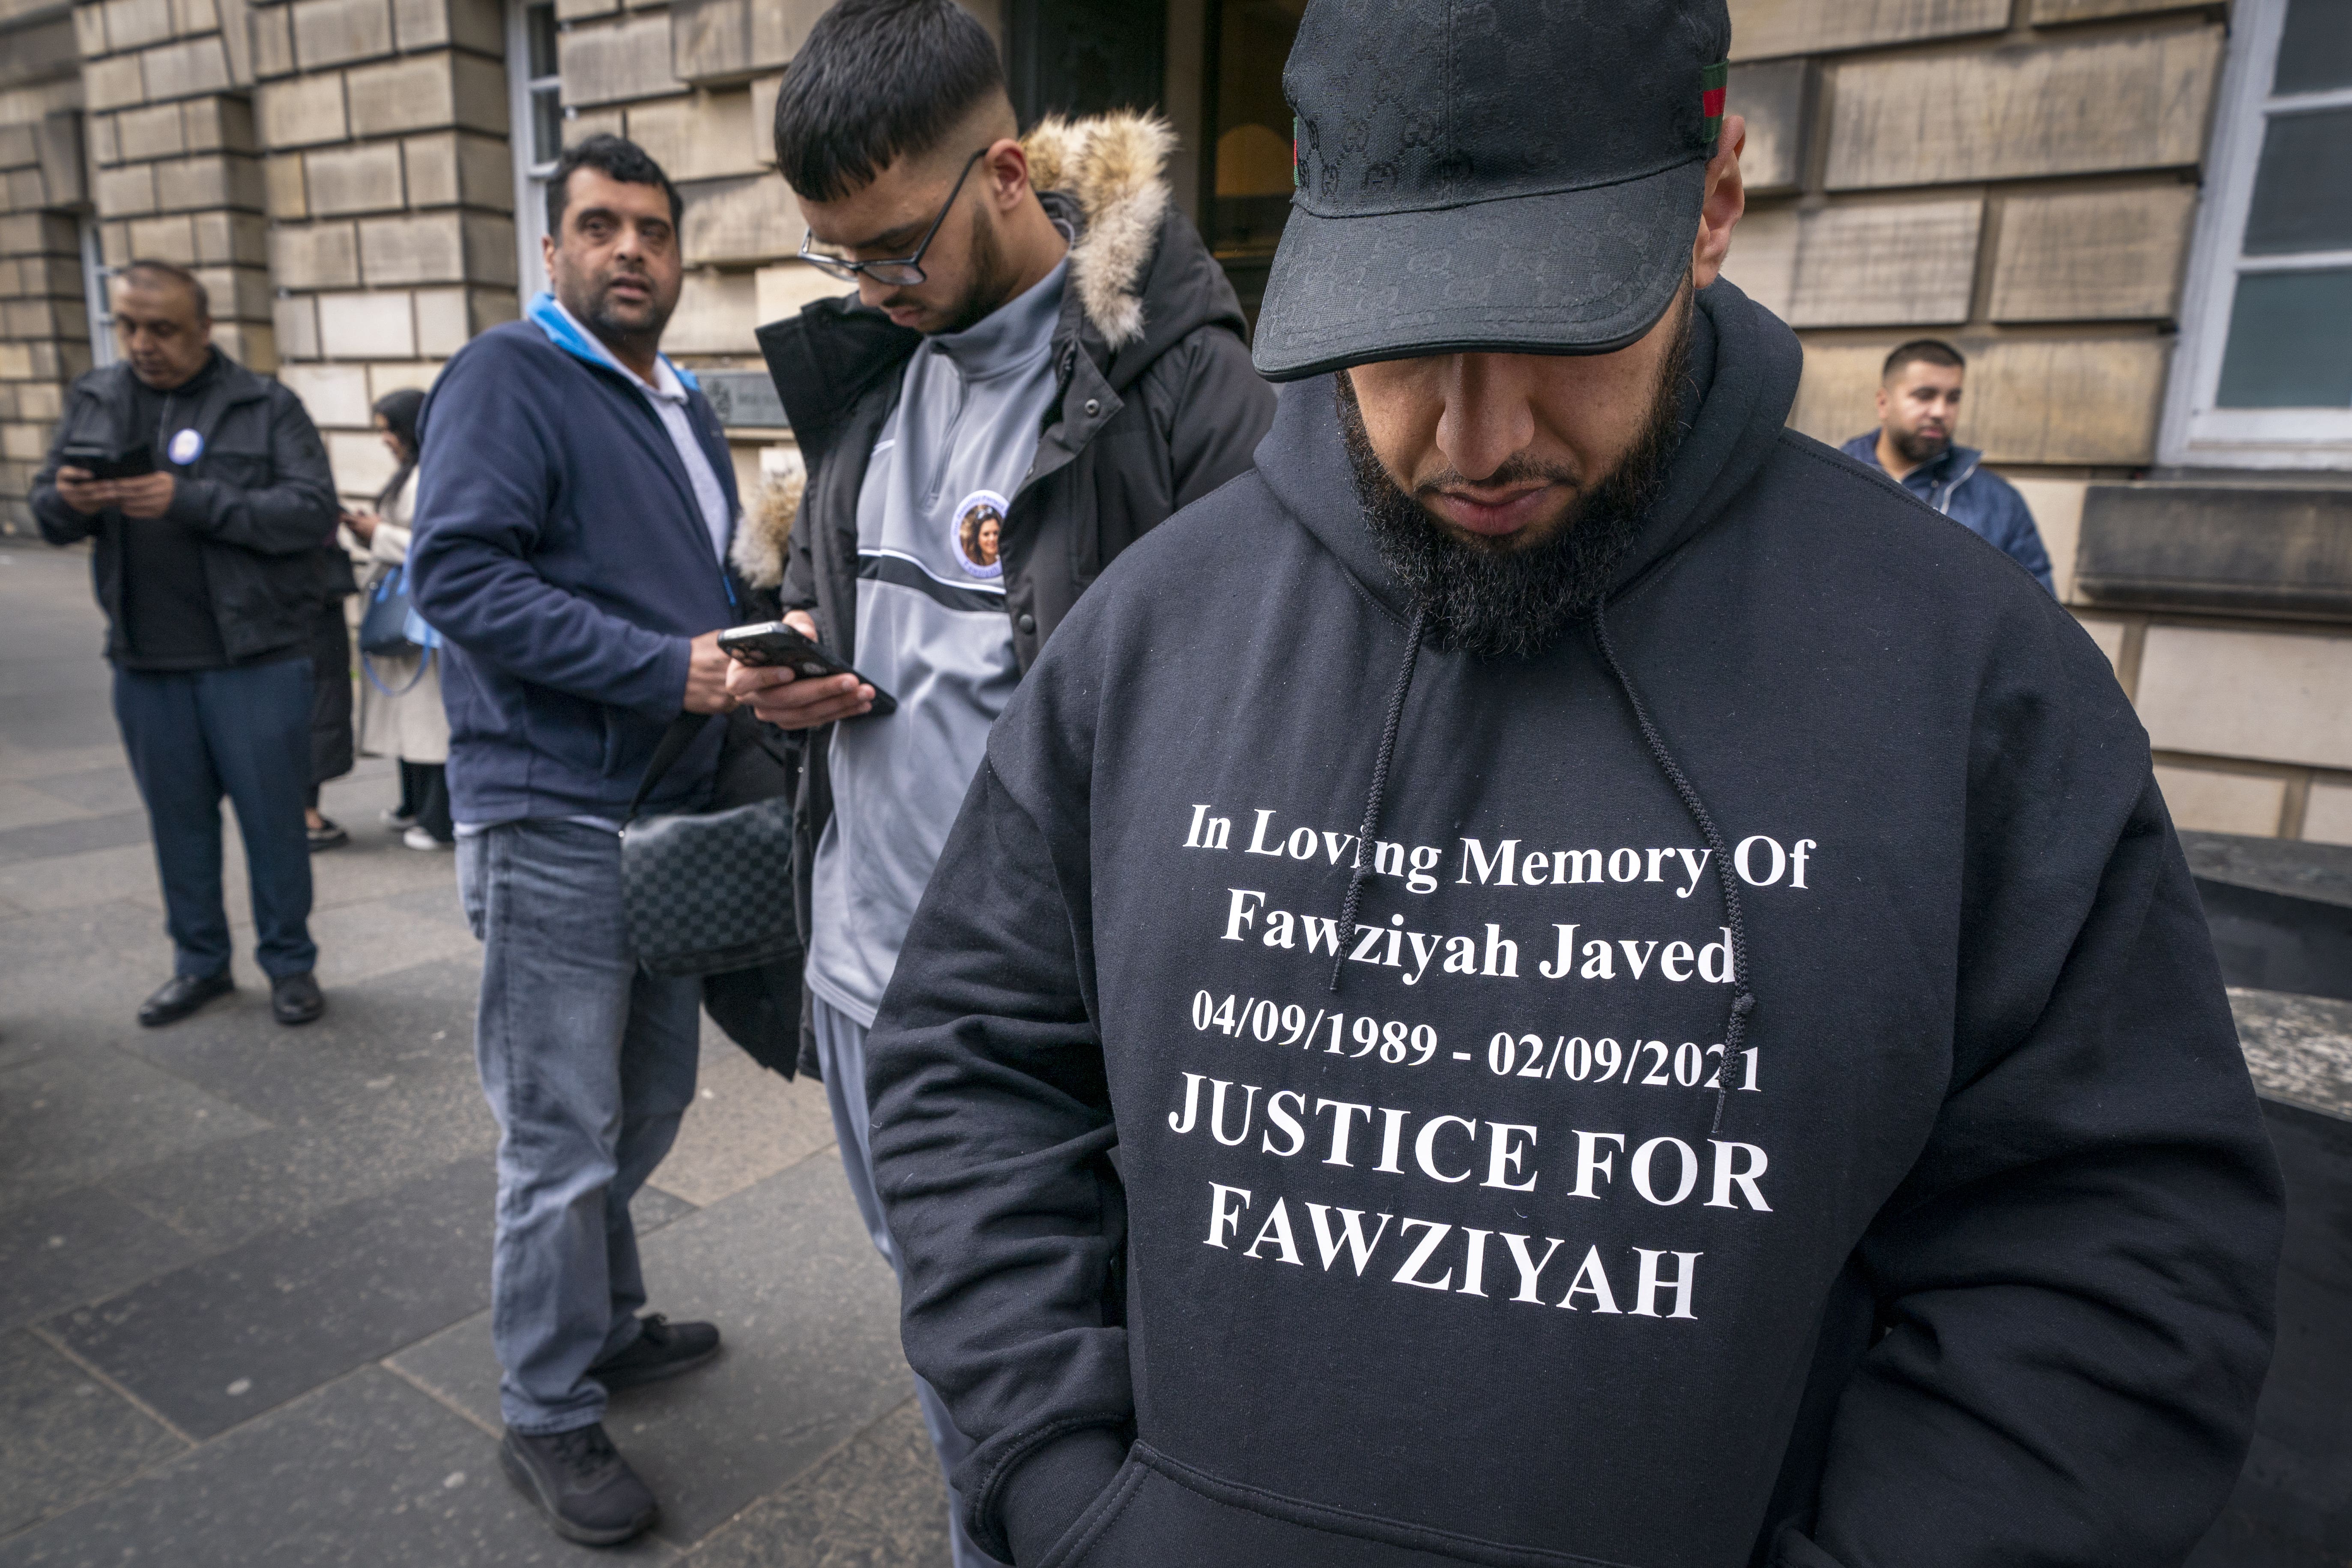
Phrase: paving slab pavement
[{"left": 0, "top": 541, "right": 950, "bottom": 1563}]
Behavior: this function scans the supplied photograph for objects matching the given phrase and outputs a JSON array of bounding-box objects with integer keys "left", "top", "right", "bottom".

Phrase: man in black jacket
[
  {"left": 723, "top": 3, "right": 1273, "bottom": 1562},
  {"left": 858, "top": 3, "right": 2285, "bottom": 1565},
  {"left": 33, "top": 260, "right": 334, "bottom": 1027}
]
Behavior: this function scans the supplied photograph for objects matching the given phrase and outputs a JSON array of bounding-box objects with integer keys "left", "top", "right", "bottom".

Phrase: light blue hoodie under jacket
[
  {"left": 409, "top": 293, "right": 741, "bottom": 824},
  {"left": 1840, "top": 431, "right": 2054, "bottom": 596}
]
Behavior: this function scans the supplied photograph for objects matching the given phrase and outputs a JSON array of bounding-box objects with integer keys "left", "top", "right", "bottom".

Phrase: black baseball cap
[{"left": 1253, "top": 0, "right": 1733, "bottom": 382}]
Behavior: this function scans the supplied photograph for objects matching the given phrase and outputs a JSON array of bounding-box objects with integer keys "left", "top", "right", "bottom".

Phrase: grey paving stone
[
  {"left": 646, "top": 1028, "right": 839, "bottom": 1209},
  {"left": 0, "top": 842, "right": 160, "bottom": 915},
  {"left": 0, "top": 783, "right": 96, "bottom": 833},
  {"left": 0, "top": 899, "right": 188, "bottom": 1047},
  {"left": 0, "top": 1366, "right": 678, "bottom": 1567},
  {"left": 0, "top": 810, "right": 150, "bottom": 867},
  {"left": 0, "top": 1039, "right": 269, "bottom": 1217},
  {"left": 18, "top": 765, "right": 141, "bottom": 818},
  {"left": 390, "top": 1154, "right": 911, "bottom": 1547},
  {"left": 48, "top": 1154, "right": 498, "bottom": 1440},
  {"left": 681, "top": 1399, "right": 951, "bottom": 1568},
  {"left": 115, "top": 955, "right": 484, "bottom": 1126},
  {"left": 0, "top": 1329, "right": 186, "bottom": 1538},
  {"left": 0, "top": 1186, "right": 207, "bottom": 1332}
]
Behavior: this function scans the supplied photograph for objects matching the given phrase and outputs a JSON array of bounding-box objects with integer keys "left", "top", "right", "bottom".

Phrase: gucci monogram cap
[{"left": 1253, "top": 0, "right": 1733, "bottom": 381}]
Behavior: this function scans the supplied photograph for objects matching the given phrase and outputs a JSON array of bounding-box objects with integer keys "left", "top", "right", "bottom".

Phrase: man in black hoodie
[{"left": 862, "top": 3, "right": 2285, "bottom": 1565}]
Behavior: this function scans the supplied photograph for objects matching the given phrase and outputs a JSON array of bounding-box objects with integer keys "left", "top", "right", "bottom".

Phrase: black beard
[
  {"left": 1890, "top": 425, "right": 1949, "bottom": 466},
  {"left": 936, "top": 203, "right": 1018, "bottom": 336},
  {"left": 1336, "top": 299, "right": 1692, "bottom": 661}
]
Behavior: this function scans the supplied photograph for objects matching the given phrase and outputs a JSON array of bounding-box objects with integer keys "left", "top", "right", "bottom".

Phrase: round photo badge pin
[
  {"left": 167, "top": 428, "right": 204, "bottom": 466},
  {"left": 952, "top": 490, "right": 1007, "bottom": 581}
]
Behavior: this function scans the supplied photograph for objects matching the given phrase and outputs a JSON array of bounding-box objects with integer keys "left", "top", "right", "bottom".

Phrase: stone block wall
[
  {"left": 1719, "top": 0, "right": 2352, "bottom": 845},
  {"left": 0, "top": 0, "right": 91, "bottom": 531},
  {"left": 253, "top": 0, "right": 517, "bottom": 503}
]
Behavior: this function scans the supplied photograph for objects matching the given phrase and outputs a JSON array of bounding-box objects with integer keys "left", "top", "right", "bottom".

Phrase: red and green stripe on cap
[{"left": 1702, "top": 60, "right": 1728, "bottom": 142}]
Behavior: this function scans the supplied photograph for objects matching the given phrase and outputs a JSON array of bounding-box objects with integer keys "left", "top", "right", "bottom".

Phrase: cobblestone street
[{"left": 0, "top": 540, "right": 950, "bottom": 1566}]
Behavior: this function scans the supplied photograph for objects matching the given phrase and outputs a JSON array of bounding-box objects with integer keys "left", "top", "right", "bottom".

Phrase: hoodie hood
[{"left": 1256, "top": 279, "right": 1802, "bottom": 628}]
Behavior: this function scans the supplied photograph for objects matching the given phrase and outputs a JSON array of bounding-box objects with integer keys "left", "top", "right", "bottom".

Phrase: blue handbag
[{"left": 359, "top": 564, "right": 440, "bottom": 695}]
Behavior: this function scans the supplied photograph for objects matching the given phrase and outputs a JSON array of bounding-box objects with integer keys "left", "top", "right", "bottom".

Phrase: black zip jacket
[
  {"left": 750, "top": 115, "right": 1276, "bottom": 1069},
  {"left": 864, "top": 281, "right": 2283, "bottom": 1568},
  {"left": 32, "top": 351, "right": 339, "bottom": 664}
]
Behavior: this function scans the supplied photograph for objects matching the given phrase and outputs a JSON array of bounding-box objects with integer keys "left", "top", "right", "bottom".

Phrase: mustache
[{"left": 1414, "top": 454, "right": 1583, "bottom": 499}]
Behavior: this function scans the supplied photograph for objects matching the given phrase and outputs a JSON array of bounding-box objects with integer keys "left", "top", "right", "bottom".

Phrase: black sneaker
[
  {"left": 307, "top": 817, "right": 348, "bottom": 852},
  {"left": 588, "top": 1314, "right": 721, "bottom": 1392},
  {"left": 500, "top": 1423, "right": 657, "bottom": 1546},
  {"left": 138, "top": 971, "right": 233, "bottom": 1027}
]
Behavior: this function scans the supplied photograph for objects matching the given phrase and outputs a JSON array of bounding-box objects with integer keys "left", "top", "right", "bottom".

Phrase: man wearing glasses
[{"left": 725, "top": 0, "right": 1272, "bottom": 1560}]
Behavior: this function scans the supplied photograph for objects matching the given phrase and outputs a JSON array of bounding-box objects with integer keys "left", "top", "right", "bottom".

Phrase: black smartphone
[
  {"left": 717, "top": 621, "right": 897, "bottom": 717},
  {"left": 60, "top": 441, "right": 155, "bottom": 481}
]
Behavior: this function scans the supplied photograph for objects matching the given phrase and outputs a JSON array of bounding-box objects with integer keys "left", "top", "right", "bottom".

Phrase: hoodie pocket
[{"left": 1046, "top": 1444, "right": 1639, "bottom": 1568}]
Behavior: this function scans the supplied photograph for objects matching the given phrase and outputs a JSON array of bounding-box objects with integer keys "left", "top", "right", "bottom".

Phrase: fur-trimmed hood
[{"left": 1023, "top": 110, "right": 1175, "bottom": 354}]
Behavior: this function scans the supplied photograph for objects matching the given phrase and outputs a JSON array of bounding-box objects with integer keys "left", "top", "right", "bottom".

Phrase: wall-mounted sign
[{"left": 700, "top": 369, "right": 789, "bottom": 430}]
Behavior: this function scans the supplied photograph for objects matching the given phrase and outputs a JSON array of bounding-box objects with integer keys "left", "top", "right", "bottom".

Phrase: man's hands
[
  {"left": 52, "top": 467, "right": 174, "bottom": 518},
  {"left": 343, "top": 508, "right": 379, "bottom": 545},
  {"left": 723, "top": 610, "right": 876, "bottom": 729},
  {"left": 683, "top": 629, "right": 741, "bottom": 714}
]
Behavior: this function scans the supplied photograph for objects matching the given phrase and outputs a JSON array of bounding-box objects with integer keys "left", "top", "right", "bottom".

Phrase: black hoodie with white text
[{"left": 864, "top": 281, "right": 2283, "bottom": 1568}]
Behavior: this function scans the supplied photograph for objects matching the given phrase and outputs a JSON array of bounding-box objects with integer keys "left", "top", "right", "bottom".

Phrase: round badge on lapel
[{"left": 167, "top": 428, "right": 204, "bottom": 466}]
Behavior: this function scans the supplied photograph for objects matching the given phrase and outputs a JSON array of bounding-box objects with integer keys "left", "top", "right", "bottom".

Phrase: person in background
[
  {"left": 408, "top": 134, "right": 737, "bottom": 1549},
  {"left": 724, "top": 3, "right": 1276, "bottom": 1562},
  {"left": 343, "top": 388, "right": 451, "bottom": 851},
  {"left": 30, "top": 259, "right": 333, "bottom": 1028},
  {"left": 1841, "top": 338, "right": 2054, "bottom": 595},
  {"left": 303, "top": 513, "right": 358, "bottom": 852}
]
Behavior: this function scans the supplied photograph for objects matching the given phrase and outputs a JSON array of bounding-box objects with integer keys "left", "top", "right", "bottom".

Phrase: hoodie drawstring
[
  {"left": 1330, "top": 609, "right": 1426, "bottom": 992},
  {"left": 1590, "top": 601, "right": 1757, "bottom": 1131}
]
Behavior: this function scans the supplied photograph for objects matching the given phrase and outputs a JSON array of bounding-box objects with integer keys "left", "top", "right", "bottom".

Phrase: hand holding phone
[{"left": 718, "top": 615, "right": 896, "bottom": 724}]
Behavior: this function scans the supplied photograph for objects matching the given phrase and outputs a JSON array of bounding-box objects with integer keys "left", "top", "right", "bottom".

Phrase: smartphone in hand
[{"left": 717, "top": 621, "right": 897, "bottom": 717}]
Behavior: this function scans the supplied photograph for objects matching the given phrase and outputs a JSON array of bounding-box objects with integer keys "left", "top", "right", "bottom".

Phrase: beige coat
[{"left": 354, "top": 469, "right": 450, "bottom": 765}]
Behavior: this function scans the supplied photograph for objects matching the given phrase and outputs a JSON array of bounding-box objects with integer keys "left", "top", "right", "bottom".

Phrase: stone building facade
[{"left": 1, "top": 0, "right": 2346, "bottom": 849}]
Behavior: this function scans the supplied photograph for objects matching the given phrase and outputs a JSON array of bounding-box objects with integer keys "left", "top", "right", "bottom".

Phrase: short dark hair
[
  {"left": 116, "top": 259, "right": 209, "bottom": 320},
  {"left": 773, "top": 0, "right": 1006, "bottom": 202},
  {"left": 546, "top": 133, "right": 684, "bottom": 235},
  {"left": 1883, "top": 338, "right": 1965, "bottom": 383}
]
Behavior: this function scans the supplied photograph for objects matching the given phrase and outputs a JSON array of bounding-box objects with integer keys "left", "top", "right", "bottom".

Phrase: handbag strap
[
  {"left": 625, "top": 712, "right": 715, "bottom": 823},
  {"left": 361, "top": 645, "right": 434, "bottom": 698}
]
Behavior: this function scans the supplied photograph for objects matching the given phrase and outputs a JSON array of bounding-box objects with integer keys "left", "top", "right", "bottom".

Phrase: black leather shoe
[
  {"left": 500, "top": 1423, "right": 658, "bottom": 1546},
  {"left": 138, "top": 971, "right": 233, "bottom": 1027},
  {"left": 270, "top": 971, "right": 324, "bottom": 1026},
  {"left": 588, "top": 1314, "right": 721, "bottom": 1392}
]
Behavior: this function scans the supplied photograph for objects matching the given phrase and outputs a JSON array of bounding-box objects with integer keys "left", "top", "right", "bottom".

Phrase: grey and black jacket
[
  {"left": 744, "top": 112, "right": 1278, "bottom": 1064},
  {"left": 31, "top": 350, "right": 338, "bottom": 664}
]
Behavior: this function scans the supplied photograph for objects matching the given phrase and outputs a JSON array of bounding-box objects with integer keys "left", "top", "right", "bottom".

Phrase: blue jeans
[
  {"left": 112, "top": 658, "right": 317, "bottom": 980},
  {"left": 809, "top": 995, "right": 1006, "bottom": 1568},
  {"left": 458, "top": 819, "right": 701, "bottom": 1434}
]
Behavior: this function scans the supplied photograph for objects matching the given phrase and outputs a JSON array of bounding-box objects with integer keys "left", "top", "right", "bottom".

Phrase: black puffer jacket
[
  {"left": 32, "top": 351, "right": 338, "bottom": 664},
  {"left": 745, "top": 112, "right": 1277, "bottom": 1063}
]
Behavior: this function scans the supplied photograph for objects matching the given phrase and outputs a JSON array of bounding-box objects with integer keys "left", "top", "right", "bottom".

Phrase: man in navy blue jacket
[
  {"left": 1841, "top": 339, "right": 2054, "bottom": 595},
  {"left": 409, "top": 134, "right": 740, "bottom": 1548}
]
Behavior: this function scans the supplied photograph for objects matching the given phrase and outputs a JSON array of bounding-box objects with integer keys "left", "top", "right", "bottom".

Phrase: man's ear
[
  {"left": 1690, "top": 113, "right": 1746, "bottom": 290},
  {"left": 1874, "top": 384, "right": 1891, "bottom": 423},
  {"left": 981, "top": 136, "right": 1034, "bottom": 213}
]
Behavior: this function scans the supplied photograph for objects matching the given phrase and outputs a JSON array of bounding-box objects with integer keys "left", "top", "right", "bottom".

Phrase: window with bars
[
  {"left": 2163, "top": 0, "right": 2352, "bottom": 468},
  {"left": 507, "top": 0, "right": 565, "bottom": 302}
]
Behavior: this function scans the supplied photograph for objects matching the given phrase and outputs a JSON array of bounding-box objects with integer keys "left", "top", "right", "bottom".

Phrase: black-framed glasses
[{"left": 798, "top": 149, "right": 988, "bottom": 286}]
